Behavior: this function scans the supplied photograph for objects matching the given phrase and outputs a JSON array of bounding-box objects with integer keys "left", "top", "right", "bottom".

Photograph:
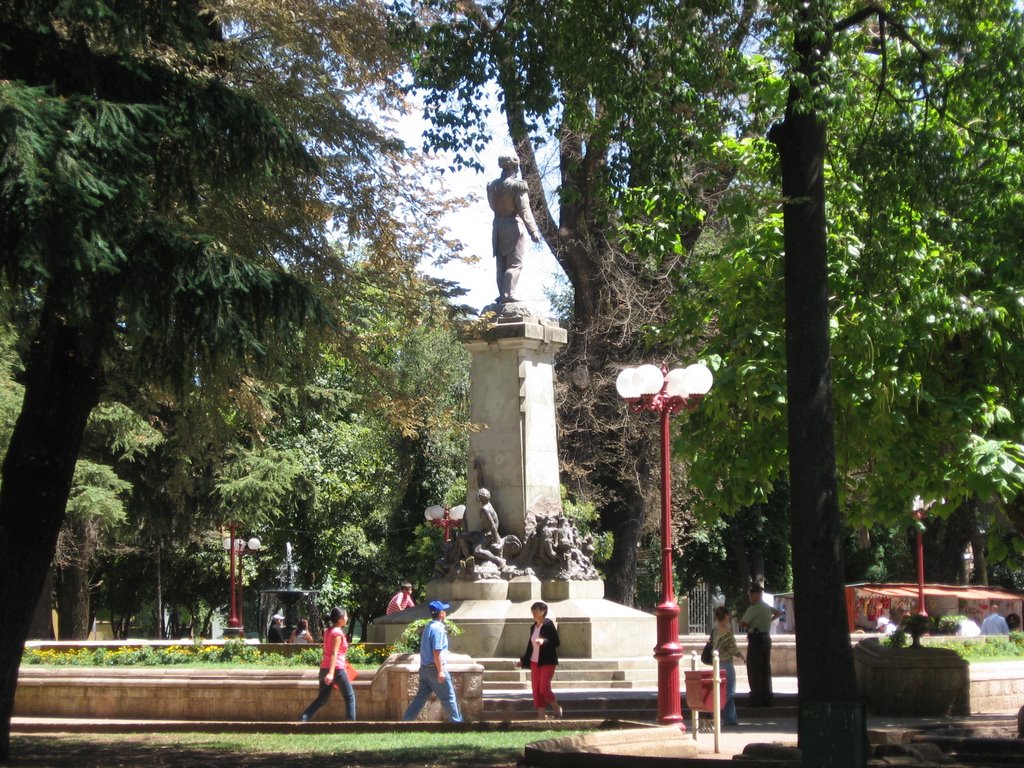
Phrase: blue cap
[{"left": 428, "top": 600, "right": 450, "bottom": 615}]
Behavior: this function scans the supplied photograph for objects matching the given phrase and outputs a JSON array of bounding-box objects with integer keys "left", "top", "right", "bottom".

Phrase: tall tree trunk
[
  {"left": 155, "top": 544, "right": 164, "bottom": 639},
  {"left": 922, "top": 503, "right": 975, "bottom": 585},
  {"left": 0, "top": 294, "right": 105, "bottom": 759},
  {"left": 56, "top": 560, "right": 92, "bottom": 640},
  {"left": 598, "top": 478, "right": 646, "bottom": 606},
  {"left": 729, "top": 521, "right": 752, "bottom": 594},
  {"left": 769, "top": 3, "right": 864, "bottom": 765},
  {"left": 27, "top": 567, "right": 55, "bottom": 640},
  {"left": 969, "top": 499, "right": 989, "bottom": 585}
]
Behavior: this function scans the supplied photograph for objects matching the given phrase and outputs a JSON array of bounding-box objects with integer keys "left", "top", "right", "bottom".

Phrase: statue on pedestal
[{"left": 487, "top": 155, "right": 540, "bottom": 304}]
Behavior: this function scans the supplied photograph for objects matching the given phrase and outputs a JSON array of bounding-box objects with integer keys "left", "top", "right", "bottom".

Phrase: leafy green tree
[
  {"left": 676, "top": 1, "right": 1024, "bottom": 544},
  {"left": 393, "top": 0, "right": 768, "bottom": 606},
  {"left": 661, "top": 1, "right": 1024, "bottom": 762},
  {"left": 0, "top": 0, "right": 441, "bottom": 755},
  {"left": 0, "top": 6, "right": 322, "bottom": 750},
  {"left": 257, "top": 291, "right": 471, "bottom": 635}
]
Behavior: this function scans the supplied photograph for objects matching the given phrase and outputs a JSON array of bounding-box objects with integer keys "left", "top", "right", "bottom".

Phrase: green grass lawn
[{"left": 10, "top": 729, "right": 583, "bottom": 767}]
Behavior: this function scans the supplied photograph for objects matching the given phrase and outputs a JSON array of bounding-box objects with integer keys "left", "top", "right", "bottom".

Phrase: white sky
[{"left": 398, "top": 98, "right": 562, "bottom": 315}]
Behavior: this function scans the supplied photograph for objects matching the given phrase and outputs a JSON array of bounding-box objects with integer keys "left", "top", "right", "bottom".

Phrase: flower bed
[{"left": 21, "top": 639, "right": 392, "bottom": 668}]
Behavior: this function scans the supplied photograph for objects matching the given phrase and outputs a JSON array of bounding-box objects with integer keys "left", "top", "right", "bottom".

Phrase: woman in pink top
[{"left": 299, "top": 607, "right": 356, "bottom": 721}]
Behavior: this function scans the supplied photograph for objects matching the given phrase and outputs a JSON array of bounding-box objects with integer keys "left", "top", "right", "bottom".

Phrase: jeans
[
  {"left": 721, "top": 661, "right": 737, "bottom": 725},
  {"left": 300, "top": 667, "right": 356, "bottom": 721},
  {"left": 402, "top": 665, "right": 463, "bottom": 723}
]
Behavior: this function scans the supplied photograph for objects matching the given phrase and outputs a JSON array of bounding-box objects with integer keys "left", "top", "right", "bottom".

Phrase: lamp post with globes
[
  {"left": 222, "top": 523, "right": 261, "bottom": 638},
  {"left": 616, "top": 362, "right": 713, "bottom": 728},
  {"left": 424, "top": 504, "right": 467, "bottom": 542},
  {"left": 911, "top": 496, "right": 933, "bottom": 617}
]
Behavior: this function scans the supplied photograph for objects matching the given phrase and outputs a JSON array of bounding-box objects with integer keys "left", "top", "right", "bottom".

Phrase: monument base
[{"left": 368, "top": 579, "right": 656, "bottom": 660}]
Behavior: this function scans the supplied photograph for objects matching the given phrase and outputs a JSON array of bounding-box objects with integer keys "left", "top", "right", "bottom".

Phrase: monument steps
[
  {"left": 477, "top": 657, "right": 800, "bottom": 720},
  {"left": 479, "top": 657, "right": 659, "bottom": 690}
]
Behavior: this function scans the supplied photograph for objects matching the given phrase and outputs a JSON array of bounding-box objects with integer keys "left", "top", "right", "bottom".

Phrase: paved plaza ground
[
  {"left": 8, "top": 669, "right": 1023, "bottom": 766},
  {"left": 8, "top": 710, "right": 1021, "bottom": 768}
]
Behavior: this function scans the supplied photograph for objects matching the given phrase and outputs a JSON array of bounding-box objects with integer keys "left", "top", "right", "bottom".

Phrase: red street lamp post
[
  {"left": 424, "top": 504, "right": 467, "bottom": 542},
  {"left": 222, "top": 523, "right": 261, "bottom": 637},
  {"left": 911, "top": 496, "right": 932, "bottom": 616},
  {"left": 616, "top": 362, "right": 713, "bottom": 728}
]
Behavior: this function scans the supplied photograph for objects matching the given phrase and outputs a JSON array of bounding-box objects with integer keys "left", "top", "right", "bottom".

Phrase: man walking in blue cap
[{"left": 402, "top": 600, "right": 463, "bottom": 723}]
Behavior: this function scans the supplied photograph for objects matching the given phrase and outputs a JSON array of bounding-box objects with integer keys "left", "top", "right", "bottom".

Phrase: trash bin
[{"left": 684, "top": 669, "right": 726, "bottom": 711}]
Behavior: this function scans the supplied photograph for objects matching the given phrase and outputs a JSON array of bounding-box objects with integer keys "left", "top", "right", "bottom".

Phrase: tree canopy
[{"left": 0, "top": 0, "right": 465, "bottom": 757}]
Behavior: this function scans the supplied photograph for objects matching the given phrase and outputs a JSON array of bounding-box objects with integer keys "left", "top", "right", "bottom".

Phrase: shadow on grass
[{"left": 8, "top": 734, "right": 529, "bottom": 768}]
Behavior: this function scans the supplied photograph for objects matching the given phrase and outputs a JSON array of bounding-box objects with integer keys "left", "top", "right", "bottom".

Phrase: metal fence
[{"left": 687, "top": 581, "right": 714, "bottom": 634}]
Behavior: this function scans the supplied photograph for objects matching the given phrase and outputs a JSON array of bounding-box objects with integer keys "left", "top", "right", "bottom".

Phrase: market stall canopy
[
  {"left": 773, "top": 583, "right": 1024, "bottom": 633},
  {"left": 851, "top": 583, "right": 1021, "bottom": 602}
]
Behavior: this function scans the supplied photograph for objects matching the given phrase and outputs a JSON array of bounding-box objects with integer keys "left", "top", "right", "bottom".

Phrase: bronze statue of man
[
  {"left": 486, "top": 155, "right": 540, "bottom": 303},
  {"left": 477, "top": 487, "right": 501, "bottom": 546}
]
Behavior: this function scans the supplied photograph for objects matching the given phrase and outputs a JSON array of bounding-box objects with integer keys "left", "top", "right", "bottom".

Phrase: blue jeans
[
  {"left": 402, "top": 665, "right": 463, "bottom": 723},
  {"left": 301, "top": 667, "right": 356, "bottom": 721},
  {"left": 721, "top": 661, "right": 737, "bottom": 725}
]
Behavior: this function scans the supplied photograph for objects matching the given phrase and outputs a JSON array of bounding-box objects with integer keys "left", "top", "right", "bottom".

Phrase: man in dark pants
[{"left": 739, "top": 584, "right": 781, "bottom": 707}]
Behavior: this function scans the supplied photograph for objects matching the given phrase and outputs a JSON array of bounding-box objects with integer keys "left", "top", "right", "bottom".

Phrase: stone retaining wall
[
  {"left": 16, "top": 647, "right": 1024, "bottom": 721},
  {"left": 14, "top": 653, "right": 483, "bottom": 722}
]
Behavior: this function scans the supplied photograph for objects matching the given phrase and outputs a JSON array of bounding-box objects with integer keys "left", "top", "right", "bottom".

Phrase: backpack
[{"left": 700, "top": 631, "right": 714, "bottom": 665}]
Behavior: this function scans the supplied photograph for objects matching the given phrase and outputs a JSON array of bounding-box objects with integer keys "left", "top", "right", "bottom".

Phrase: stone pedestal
[
  {"left": 853, "top": 637, "right": 969, "bottom": 716},
  {"left": 369, "top": 312, "right": 658, "bottom": 663},
  {"left": 369, "top": 580, "right": 657, "bottom": 660},
  {"left": 385, "top": 653, "right": 484, "bottom": 722},
  {"left": 464, "top": 315, "right": 566, "bottom": 538}
]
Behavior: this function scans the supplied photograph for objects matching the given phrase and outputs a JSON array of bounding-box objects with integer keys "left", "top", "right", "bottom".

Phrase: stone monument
[{"left": 371, "top": 159, "right": 655, "bottom": 660}]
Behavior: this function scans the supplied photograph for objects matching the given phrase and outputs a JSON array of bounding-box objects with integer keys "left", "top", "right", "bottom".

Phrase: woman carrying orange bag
[{"left": 299, "top": 606, "right": 356, "bottom": 721}]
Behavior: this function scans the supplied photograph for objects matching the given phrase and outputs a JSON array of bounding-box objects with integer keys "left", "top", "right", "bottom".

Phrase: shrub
[
  {"left": 393, "top": 619, "right": 462, "bottom": 654},
  {"left": 211, "top": 639, "right": 261, "bottom": 663},
  {"left": 935, "top": 615, "right": 966, "bottom": 635},
  {"left": 900, "top": 613, "right": 935, "bottom": 647},
  {"left": 883, "top": 629, "right": 908, "bottom": 649},
  {"left": 347, "top": 643, "right": 391, "bottom": 665},
  {"left": 21, "top": 639, "right": 390, "bottom": 668},
  {"left": 940, "top": 636, "right": 1023, "bottom": 660},
  {"left": 292, "top": 646, "right": 323, "bottom": 667}
]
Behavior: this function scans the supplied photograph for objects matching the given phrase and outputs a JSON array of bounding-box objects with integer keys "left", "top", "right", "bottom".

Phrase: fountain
[{"left": 258, "top": 543, "right": 320, "bottom": 641}]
